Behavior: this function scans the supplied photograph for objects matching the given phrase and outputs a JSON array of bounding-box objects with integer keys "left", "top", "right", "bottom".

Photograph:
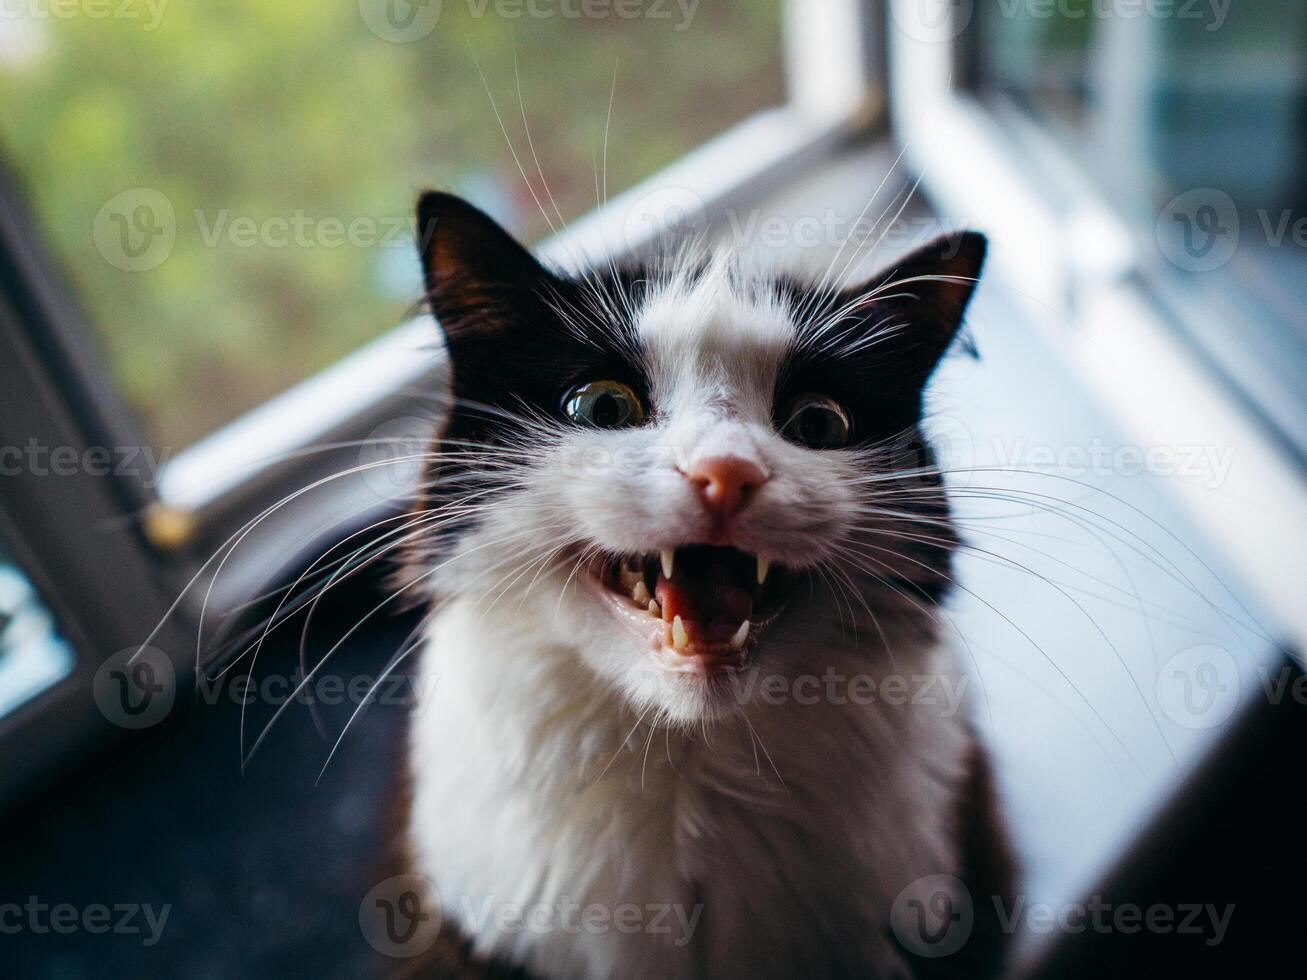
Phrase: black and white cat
[{"left": 395, "top": 192, "right": 1012, "bottom": 979}]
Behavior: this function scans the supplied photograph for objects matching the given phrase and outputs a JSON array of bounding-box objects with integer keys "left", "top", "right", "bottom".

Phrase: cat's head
[{"left": 409, "top": 192, "right": 984, "bottom": 724}]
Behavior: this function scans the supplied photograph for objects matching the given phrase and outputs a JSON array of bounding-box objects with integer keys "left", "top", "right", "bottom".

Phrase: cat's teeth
[
  {"left": 648, "top": 599, "right": 662, "bottom": 619},
  {"left": 729, "top": 620, "right": 750, "bottom": 650},
  {"left": 632, "top": 580, "right": 651, "bottom": 605},
  {"left": 660, "top": 549, "right": 675, "bottom": 580},
  {"left": 619, "top": 563, "right": 643, "bottom": 591},
  {"left": 756, "top": 556, "right": 771, "bottom": 586},
  {"left": 672, "top": 615, "right": 689, "bottom": 650}
]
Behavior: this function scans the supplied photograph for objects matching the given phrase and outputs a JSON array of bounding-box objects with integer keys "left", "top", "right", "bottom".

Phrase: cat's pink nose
[{"left": 684, "top": 456, "right": 767, "bottom": 521}]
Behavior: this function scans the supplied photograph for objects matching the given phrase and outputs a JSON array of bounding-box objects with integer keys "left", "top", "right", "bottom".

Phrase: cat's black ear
[
  {"left": 415, "top": 191, "right": 553, "bottom": 343},
  {"left": 841, "top": 231, "right": 986, "bottom": 390}
]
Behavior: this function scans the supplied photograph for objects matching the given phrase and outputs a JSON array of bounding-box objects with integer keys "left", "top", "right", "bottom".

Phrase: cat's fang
[
  {"left": 756, "top": 556, "right": 770, "bottom": 585},
  {"left": 729, "top": 620, "right": 750, "bottom": 650},
  {"left": 672, "top": 615, "right": 690, "bottom": 649},
  {"left": 632, "top": 580, "right": 651, "bottom": 605},
  {"left": 648, "top": 599, "right": 662, "bottom": 619},
  {"left": 660, "top": 549, "right": 675, "bottom": 579}
]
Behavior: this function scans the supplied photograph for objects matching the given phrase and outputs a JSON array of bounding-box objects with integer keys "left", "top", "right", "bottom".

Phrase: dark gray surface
[{"left": 0, "top": 588, "right": 414, "bottom": 980}]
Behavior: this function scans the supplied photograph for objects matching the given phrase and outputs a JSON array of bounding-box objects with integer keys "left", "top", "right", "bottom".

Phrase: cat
[{"left": 390, "top": 191, "right": 1013, "bottom": 979}]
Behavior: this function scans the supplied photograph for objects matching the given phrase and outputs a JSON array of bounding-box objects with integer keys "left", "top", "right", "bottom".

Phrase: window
[
  {"left": 886, "top": 3, "right": 1307, "bottom": 958},
  {"left": 0, "top": 540, "right": 73, "bottom": 716},
  {"left": 0, "top": 0, "right": 785, "bottom": 451},
  {"left": 968, "top": 0, "right": 1307, "bottom": 457}
]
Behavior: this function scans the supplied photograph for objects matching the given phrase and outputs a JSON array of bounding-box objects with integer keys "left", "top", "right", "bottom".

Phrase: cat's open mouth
[{"left": 591, "top": 545, "right": 792, "bottom": 675}]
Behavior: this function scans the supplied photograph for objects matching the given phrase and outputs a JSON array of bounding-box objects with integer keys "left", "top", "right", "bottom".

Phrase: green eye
[
  {"left": 779, "top": 393, "right": 851, "bottom": 449},
  {"left": 562, "top": 379, "right": 646, "bottom": 429}
]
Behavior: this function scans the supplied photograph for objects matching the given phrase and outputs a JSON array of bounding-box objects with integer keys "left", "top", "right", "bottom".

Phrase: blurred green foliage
[{"left": 0, "top": 0, "right": 783, "bottom": 447}]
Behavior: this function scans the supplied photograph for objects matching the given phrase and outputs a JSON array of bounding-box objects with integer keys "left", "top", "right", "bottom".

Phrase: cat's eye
[
  {"left": 562, "top": 379, "right": 646, "bottom": 429},
  {"left": 778, "top": 394, "right": 851, "bottom": 449}
]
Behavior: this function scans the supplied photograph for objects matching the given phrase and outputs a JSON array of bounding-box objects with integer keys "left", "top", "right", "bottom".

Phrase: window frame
[
  {"left": 959, "top": 6, "right": 1307, "bottom": 467},
  {"left": 0, "top": 156, "right": 191, "bottom": 804},
  {"left": 884, "top": 0, "right": 1307, "bottom": 655}
]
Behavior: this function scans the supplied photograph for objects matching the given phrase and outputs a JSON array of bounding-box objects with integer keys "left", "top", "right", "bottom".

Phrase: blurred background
[
  {"left": 1, "top": 1, "right": 1304, "bottom": 976},
  {"left": 0, "top": 0, "right": 785, "bottom": 447}
]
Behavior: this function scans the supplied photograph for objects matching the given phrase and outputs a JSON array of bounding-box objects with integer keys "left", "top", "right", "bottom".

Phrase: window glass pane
[
  {"left": 971, "top": 1, "right": 1307, "bottom": 451},
  {"left": 0, "top": 539, "right": 74, "bottom": 717},
  {"left": 0, "top": 1, "right": 784, "bottom": 449},
  {"left": 973, "top": 3, "right": 1093, "bottom": 127}
]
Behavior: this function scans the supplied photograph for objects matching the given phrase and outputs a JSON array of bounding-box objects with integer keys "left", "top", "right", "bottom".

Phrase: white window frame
[{"left": 885, "top": 0, "right": 1307, "bottom": 653}]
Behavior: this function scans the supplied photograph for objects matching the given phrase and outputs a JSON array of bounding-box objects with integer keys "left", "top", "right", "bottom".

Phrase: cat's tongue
[{"left": 655, "top": 548, "right": 754, "bottom": 644}]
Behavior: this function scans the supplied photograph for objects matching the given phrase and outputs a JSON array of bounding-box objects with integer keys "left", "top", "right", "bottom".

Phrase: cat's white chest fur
[{"left": 408, "top": 596, "right": 972, "bottom": 980}]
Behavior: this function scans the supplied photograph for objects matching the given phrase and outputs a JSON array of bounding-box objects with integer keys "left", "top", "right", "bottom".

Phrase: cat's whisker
[
  {"left": 588, "top": 703, "right": 654, "bottom": 790},
  {"left": 793, "top": 143, "right": 912, "bottom": 327},
  {"left": 849, "top": 499, "right": 1221, "bottom": 634},
  {"left": 511, "top": 35, "right": 569, "bottom": 237},
  {"left": 192, "top": 450, "right": 472, "bottom": 668},
  {"left": 242, "top": 525, "right": 554, "bottom": 769},
  {"left": 870, "top": 476, "right": 1269, "bottom": 644},
  {"left": 833, "top": 536, "right": 1147, "bottom": 774},
  {"left": 269, "top": 507, "right": 487, "bottom": 745},
  {"left": 313, "top": 612, "right": 434, "bottom": 786},
  {"left": 467, "top": 42, "right": 559, "bottom": 241},
  {"left": 740, "top": 713, "right": 787, "bottom": 795}
]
